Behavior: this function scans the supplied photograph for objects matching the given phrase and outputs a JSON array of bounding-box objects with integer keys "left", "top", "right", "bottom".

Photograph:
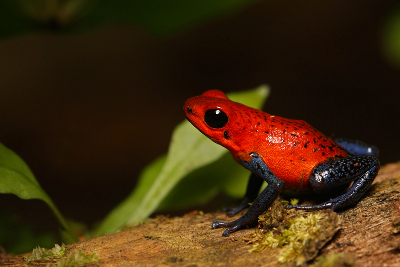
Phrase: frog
[{"left": 184, "top": 89, "right": 380, "bottom": 236}]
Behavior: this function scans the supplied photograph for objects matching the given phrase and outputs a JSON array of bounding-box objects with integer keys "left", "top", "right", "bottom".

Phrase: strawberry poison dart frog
[{"left": 184, "top": 90, "right": 380, "bottom": 236}]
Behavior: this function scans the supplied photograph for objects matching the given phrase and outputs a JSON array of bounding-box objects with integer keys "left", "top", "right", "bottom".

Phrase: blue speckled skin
[
  {"left": 213, "top": 139, "right": 380, "bottom": 235},
  {"left": 287, "top": 139, "right": 380, "bottom": 210},
  {"left": 332, "top": 137, "right": 379, "bottom": 157}
]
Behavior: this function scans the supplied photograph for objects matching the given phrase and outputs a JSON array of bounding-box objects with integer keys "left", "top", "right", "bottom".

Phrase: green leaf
[
  {"left": 96, "top": 85, "right": 270, "bottom": 236},
  {"left": 382, "top": 5, "right": 400, "bottom": 68},
  {"left": 156, "top": 152, "right": 249, "bottom": 211},
  {"left": 0, "top": 143, "right": 77, "bottom": 242}
]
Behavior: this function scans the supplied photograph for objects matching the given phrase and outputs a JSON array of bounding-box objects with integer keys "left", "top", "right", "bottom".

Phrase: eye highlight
[{"left": 204, "top": 109, "right": 228, "bottom": 128}]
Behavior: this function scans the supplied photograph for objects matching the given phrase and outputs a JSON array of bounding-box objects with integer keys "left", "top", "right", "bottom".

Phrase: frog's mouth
[
  {"left": 185, "top": 113, "right": 222, "bottom": 143},
  {"left": 201, "top": 132, "right": 221, "bottom": 143}
]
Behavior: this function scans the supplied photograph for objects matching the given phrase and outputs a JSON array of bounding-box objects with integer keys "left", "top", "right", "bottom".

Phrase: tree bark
[{"left": 3, "top": 161, "right": 400, "bottom": 266}]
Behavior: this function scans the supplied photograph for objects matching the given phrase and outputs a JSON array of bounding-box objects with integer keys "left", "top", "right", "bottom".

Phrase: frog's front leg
[
  {"left": 287, "top": 155, "right": 380, "bottom": 211},
  {"left": 212, "top": 153, "right": 284, "bottom": 236}
]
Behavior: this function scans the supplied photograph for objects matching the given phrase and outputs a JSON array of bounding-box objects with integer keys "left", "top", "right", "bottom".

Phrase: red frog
[{"left": 184, "top": 90, "right": 380, "bottom": 236}]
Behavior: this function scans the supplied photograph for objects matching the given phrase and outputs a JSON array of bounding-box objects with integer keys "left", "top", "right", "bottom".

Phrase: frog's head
[{"left": 184, "top": 90, "right": 245, "bottom": 154}]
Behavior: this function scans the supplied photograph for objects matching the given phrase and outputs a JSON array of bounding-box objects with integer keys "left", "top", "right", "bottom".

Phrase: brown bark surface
[{"left": 2, "top": 161, "right": 400, "bottom": 266}]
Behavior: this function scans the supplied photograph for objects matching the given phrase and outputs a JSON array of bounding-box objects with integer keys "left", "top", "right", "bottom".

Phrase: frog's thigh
[
  {"left": 288, "top": 155, "right": 379, "bottom": 210},
  {"left": 332, "top": 137, "right": 379, "bottom": 157},
  {"left": 309, "top": 155, "right": 378, "bottom": 191}
]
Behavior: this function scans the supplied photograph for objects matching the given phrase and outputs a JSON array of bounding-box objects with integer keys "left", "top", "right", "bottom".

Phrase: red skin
[{"left": 184, "top": 90, "right": 348, "bottom": 192}]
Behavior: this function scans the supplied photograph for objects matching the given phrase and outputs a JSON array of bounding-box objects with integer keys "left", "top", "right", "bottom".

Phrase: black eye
[{"left": 204, "top": 109, "right": 228, "bottom": 128}]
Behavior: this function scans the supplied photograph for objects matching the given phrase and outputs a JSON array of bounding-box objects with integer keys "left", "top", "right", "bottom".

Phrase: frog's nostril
[{"left": 187, "top": 107, "right": 193, "bottom": 114}]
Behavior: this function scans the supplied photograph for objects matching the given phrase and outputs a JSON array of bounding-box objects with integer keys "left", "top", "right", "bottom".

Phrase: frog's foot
[
  {"left": 212, "top": 219, "right": 245, "bottom": 236},
  {"left": 287, "top": 202, "right": 333, "bottom": 210},
  {"left": 286, "top": 194, "right": 355, "bottom": 211}
]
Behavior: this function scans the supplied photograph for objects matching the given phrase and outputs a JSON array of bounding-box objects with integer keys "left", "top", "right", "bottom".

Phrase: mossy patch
[
  {"left": 24, "top": 244, "right": 66, "bottom": 263},
  {"left": 47, "top": 249, "right": 100, "bottom": 267},
  {"left": 311, "top": 253, "right": 355, "bottom": 267},
  {"left": 249, "top": 199, "right": 340, "bottom": 265},
  {"left": 391, "top": 216, "right": 400, "bottom": 234},
  {"left": 24, "top": 243, "right": 99, "bottom": 266}
]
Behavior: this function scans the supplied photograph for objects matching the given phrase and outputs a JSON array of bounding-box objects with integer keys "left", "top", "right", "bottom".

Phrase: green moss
[
  {"left": 250, "top": 206, "right": 339, "bottom": 266},
  {"left": 257, "top": 198, "right": 292, "bottom": 231},
  {"left": 46, "top": 249, "right": 100, "bottom": 267},
  {"left": 290, "top": 198, "right": 299, "bottom": 206},
  {"left": 250, "top": 212, "right": 323, "bottom": 263},
  {"left": 311, "top": 253, "right": 355, "bottom": 267},
  {"left": 24, "top": 243, "right": 99, "bottom": 266},
  {"left": 391, "top": 216, "right": 400, "bottom": 234},
  {"left": 24, "top": 244, "right": 66, "bottom": 263}
]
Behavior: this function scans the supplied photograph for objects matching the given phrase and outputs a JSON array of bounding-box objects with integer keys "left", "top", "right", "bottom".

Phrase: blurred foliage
[
  {"left": 0, "top": 212, "right": 56, "bottom": 255},
  {"left": 0, "top": 0, "right": 260, "bottom": 37},
  {"left": 0, "top": 142, "right": 77, "bottom": 243},
  {"left": 382, "top": 4, "right": 400, "bottom": 68}
]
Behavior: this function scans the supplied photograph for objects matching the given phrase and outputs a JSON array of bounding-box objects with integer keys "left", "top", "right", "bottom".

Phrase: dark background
[{"left": 0, "top": 0, "right": 399, "bottom": 244}]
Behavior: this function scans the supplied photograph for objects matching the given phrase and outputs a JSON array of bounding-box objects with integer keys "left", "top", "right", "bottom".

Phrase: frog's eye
[{"left": 204, "top": 109, "right": 228, "bottom": 128}]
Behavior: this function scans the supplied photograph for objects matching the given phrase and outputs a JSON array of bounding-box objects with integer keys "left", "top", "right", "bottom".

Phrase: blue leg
[
  {"left": 288, "top": 138, "right": 380, "bottom": 211},
  {"left": 224, "top": 173, "right": 264, "bottom": 216},
  {"left": 332, "top": 137, "right": 379, "bottom": 157},
  {"left": 212, "top": 153, "right": 284, "bottom": 236},
  {"left": 287, "top": 155, "right": 380, "bottom": 210}
]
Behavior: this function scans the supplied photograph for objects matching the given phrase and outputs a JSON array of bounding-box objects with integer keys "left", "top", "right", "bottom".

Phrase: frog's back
[{"left": 241, "top": 110, "right": 349, "bottom": 191}]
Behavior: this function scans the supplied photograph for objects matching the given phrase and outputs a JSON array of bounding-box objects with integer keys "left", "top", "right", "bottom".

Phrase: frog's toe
[
  {"left": 212, "top": 220, "right": 228, "bottom": 229},
  {"left": 221, "top": 225, "right": 241, "bottom": 236},
  {"left": 222, "top": 229, "right": 231, "bottom": 236},
  {"left": 212, "top": 218, "right": 247, "bottom": 236}
]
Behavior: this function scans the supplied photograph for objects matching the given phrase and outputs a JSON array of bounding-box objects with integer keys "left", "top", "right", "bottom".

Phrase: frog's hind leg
[
  {"left": 223, "top": 173, "right": 264, "bottom": 216},
  {"left": 287, "top": 155, "right": 380, "bottom": 211},
  {"left": 332, "top": 137, "right": 379, "bottom": 157}
]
